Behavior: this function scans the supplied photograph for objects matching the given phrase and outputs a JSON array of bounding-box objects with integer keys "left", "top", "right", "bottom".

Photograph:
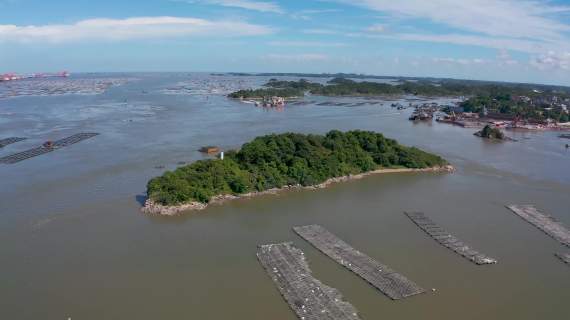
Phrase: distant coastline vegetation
[
  {"left": 229, "top": 76, "right": 570, "bottom": 99},
  {"left": 223, "top": 72, "right": 570, "bottom": 96},
  {"left": 228, "top": 75, "right": 570, "bottom": 124},
  {"left": 146, "top": 130, "right": 447, "bottom": 206},
  {"left": 220, "top": 72, "right": 570, "bottom": 93},
  {"left": 228, "top": 77, "right": 502, "bottom": 98}
]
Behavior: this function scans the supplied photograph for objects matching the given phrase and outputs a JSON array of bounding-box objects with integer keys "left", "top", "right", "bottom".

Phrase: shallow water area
[{"left": 0, "top": 73, "right": 568, "bottom": 320}]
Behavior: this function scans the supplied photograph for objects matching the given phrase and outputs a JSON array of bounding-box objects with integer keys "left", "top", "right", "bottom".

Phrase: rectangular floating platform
[
  {"left": 404, "top": 212, "right": 497, "bottom": 265},
  {"left": 555, "top": 253, "right": 570, "bottom": 264},
  {"left": 293, "top": 225, "right": 425, "bottom": 300},
  {"left": 506, "top": 205, "right": 570, "bottom": 247},
  {"left": 0, "top": 137, "right": 26, "bottom": 148},
  {"left": 257, "top": 243, "right": 361, "bottom": 320},
  {"left": 0, "top": 133, "right": 99, "bottom": 164}
]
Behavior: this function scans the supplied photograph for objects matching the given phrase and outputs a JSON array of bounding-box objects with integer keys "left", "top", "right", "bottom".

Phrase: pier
[
  {"left": 0, "top": 137, "right": 26, "bottom": 148},
  {"left": 506, "top": 205, "right": 570, "bottom": 247},
  {"left": 555, "top": 253, "right": 570, "bottom": 265},
  {"left": 257, "top": 243, "right": 361, "bottom": 320},
  {"left": 293, "top": 225, "right": 425, "bottom": 300},
  {"left": 0, "top": 133, "right": 99, "bottom": 164},
  {"left": 404, "top": 212, "right": 497, "bottom": 265}
]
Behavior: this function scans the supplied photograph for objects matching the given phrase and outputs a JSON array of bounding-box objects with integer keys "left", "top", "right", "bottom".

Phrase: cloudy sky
[{"left": 1, "top": 0, "right": 570, "bottom": 85}]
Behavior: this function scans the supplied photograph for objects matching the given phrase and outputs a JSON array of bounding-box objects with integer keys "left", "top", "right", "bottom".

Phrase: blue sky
[{"left": 1, "top": 0, "right": 570, "bottom": 85}]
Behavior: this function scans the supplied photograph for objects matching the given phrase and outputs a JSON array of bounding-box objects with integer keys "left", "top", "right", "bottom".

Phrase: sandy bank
[{"left": 142, "top": 165, "right": 455, "bottom": 216}]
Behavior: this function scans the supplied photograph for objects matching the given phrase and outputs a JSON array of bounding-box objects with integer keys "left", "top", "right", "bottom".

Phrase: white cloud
[
  {"left": 379, "top": 33, "right": 546, "bottom": 53},
  {"left": 366, "top": 24, "right": 385, "bottom": 33},
  {"left": 497, "top": 49, "right": 518, "bottom": 66},
  {"left": 299, "top": 9, "right": 341, "bottom": 14},
  {"left": 0, "top": 0, "right": 16, "bottom": 7},
  {"left": 432, "top": 57, "right": 489, "bottom": 65},
  {"left": 189, "top": 0, "right": 283, "bottom": 13},
  {"left": 302, "top": 29, "right": 340, "bottom": 35},
  {"left": 531, "top": 51, "right": 570, "bottom": 70},
  {"left": 335, "top": 0, "right": 570, "bottom": 71},
  {"left": 338, "top": 0, "right": 570, "bottom": 40},
  {"left": 268, "top": 41, "right": 346, "bottom": 47},
  {"left": 497, "top": 49, "right": 510, "bottom": 61},
  {"left": 263, "top": 53, "right": 329, "bottom": 62},
  {"left": 290, "top": 8, "right": 340, "bottom": 20},
  {"left": 0, "top": 17, "right": 272, "bottom": 43}
]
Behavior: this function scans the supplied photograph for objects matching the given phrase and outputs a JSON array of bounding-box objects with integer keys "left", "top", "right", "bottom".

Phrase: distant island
[
  {"left": 228, "top": 77, "right": 514, "bottom": 99},
  {"left": 228, "top": 75, "right": 570, "bottom": 128},
  {"left": 220, "top": 72, "right": 570, "bottom": 95},
  {"left": 143, "top": 130, "right": 452, "bottom": 215},
  {"left": 475, "top": 125, "right": 507, "bottom": 140},
  {"left": 229, "top": 78, "right": 570, "bottom": 121}
]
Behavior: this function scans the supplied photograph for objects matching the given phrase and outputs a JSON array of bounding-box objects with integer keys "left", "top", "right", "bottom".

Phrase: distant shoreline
[{"left": 142, "top": 165, "right": 455, "bottom": 216}]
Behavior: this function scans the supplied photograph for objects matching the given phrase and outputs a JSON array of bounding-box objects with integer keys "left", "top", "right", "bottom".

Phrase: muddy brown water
[{"left": 1, "top": 73, "right": 569, "bottom": 319}]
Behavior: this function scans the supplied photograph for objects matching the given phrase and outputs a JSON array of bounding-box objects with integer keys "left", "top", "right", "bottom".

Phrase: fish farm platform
[
  {"left": 0, "top": 137, "right": 26, "bottom": 148},
  {"left": 293, "top": 225, "right": 425, "bottom": 300},
  {"left": 0, "top": 133, "right": 98, "bottom": 164},
  {"left": 506, "top": 205, "right": 569, "bottom": 247},
  {"left": 404, "top": 212, "right": 497, "bottom": 265},
  {"left": 257, "top": 242, "right": 361, "bottom": 320}
]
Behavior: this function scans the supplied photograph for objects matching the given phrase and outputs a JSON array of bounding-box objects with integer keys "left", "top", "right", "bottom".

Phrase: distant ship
[{"left": 1, "top": 71, "right": 70, "bottom": 82}]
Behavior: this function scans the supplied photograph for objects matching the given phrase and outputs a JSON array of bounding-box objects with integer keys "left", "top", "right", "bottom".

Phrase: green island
[
  {"left": 230, "top": 76, "right": 570, "bottom": 100},
  {"left": 222, "top": 72, "right": 570, "bottom": 95},
  {"left": 475, "top": 125, "right": 506, "bottom": 140},
  {"left": 228, "top": 87, "right": 302, "bottom": 99},
  {"left": 144, "top": 130, "right": 449, "bottom": 213},
  {"left": 307, "top": 77, "right": 481, "bottom": 96},
  {"left": 229, "top": 77, "right": 490, "bottom": 98},
  {"left": 227, "top": 79, "right": 320, "bottom": 99}
]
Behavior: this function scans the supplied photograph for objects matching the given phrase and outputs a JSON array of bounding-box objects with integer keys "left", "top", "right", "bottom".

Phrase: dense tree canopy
[
  {"left": 228, "top": 87, "right": 302, "bottom": 99},
  {"left": 475, "top": 125, "right": 505, "bottom": 140},
  {"left": 229, "top": 77, "right": 570, "bottom": 100},
  {"left": 225, "top": 72, "right": 570, "bottom": 96},
  {"left": 228, "top": 78, "right": 465, "bottom": 98},
  {"left": 460, "top": 95, "right": 569, "bottom": 123},
  {"left": 147, "top": 131, "right": 447, "bottom": 205}
]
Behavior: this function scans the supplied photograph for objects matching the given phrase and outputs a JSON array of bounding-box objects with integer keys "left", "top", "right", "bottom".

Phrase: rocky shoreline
[{"left": 141, "top": 165, "right": 455, "bottom": 216}]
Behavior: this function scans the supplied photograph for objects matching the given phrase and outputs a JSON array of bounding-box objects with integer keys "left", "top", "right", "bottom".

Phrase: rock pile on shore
[{"left": 142, "top": 165, "right": 454, "bottom": 216}]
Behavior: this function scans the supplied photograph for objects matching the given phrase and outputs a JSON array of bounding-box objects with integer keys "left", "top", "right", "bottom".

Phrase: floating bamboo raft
[
  {"left": 404, "top": 212, "right": 497, "bottom": 265},
  {"left": 0, "top": 133, "right": 99, "bottom": 164},
  {"left": 293, "top": 225, "right": 424, "bottom": 300},
  {"left": 257, "top": 243, "right": 361, "bottom": 320},
  {"left": 0, "top": 137, "right": 26, "bottom": 148},
  {"left": 506, "top": 205, "right": 570, "bottom": 247},
  {"left": 555, "top": 253, "right": 570, "bottom": 265}
]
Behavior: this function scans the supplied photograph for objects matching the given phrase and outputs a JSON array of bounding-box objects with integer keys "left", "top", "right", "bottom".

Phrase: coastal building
[
  {"left": 199, "top": 146, "right": 220, "bottom": 154},
  {"left": 262, "top": 96, "right": 285, "bottom": 107},
  {"left": 462, "top": 112, "right": 479, "bottom": 119},
  {"left": 485, "top": 112, "right": 517, "bottom": 121},
  {"left": 448, "top": 105, "right": 464, "bottom": 113}
]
